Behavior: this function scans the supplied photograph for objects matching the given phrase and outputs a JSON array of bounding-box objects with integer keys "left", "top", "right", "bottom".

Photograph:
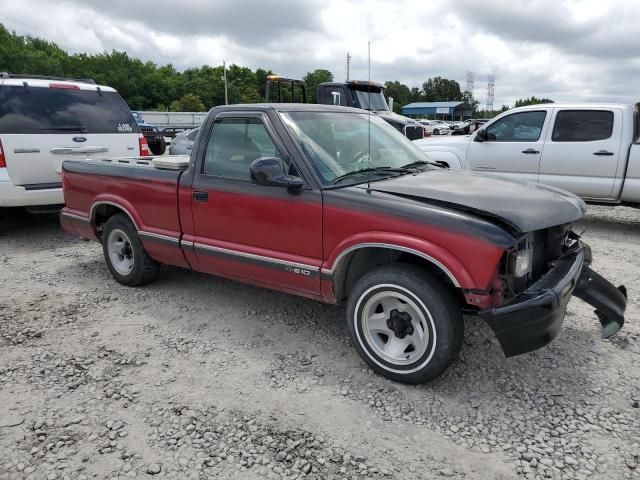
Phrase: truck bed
[{"left": 61, "top": 156, "right": 190, "bottom": 266}]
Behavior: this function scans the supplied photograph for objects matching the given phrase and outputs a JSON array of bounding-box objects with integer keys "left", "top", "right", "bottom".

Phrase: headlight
[{"left": 512, "top": 250, "right": 531, "bottom": 278}]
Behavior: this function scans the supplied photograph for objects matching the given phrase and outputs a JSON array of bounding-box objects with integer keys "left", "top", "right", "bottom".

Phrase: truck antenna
[{"left": 367, "top": 41, "right": 371, "bottom": 193}]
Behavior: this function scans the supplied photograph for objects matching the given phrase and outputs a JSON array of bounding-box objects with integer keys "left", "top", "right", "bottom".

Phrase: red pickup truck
[{"left": 60, "top": 104, "right": 627, "bottom": 384}]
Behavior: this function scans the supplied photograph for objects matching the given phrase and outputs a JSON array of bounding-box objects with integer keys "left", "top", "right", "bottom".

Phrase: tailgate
[{"left": 2, "top": 133, "right": 139, "bottom": 185}]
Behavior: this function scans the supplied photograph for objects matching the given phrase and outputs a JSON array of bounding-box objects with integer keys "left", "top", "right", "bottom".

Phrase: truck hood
[
  {"left": 360, "top": 169, "right": 586, "bottom": 233},
  {"left": 413, "top": 136, "right": 471, "bottom": 148}
]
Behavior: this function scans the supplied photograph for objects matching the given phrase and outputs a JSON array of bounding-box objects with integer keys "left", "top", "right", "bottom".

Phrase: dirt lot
[{"left": 1, "top": 205, "right": 639, "bottom": 480}]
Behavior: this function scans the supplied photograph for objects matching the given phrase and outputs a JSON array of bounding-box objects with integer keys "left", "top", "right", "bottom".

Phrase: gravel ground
[{"left": 0, "top": 204, "right": 638, "bottom": 480}]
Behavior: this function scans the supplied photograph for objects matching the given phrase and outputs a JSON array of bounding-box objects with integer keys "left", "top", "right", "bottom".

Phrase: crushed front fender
[{"left": 480, "top": 243, "right": 627, "bottom": 357}]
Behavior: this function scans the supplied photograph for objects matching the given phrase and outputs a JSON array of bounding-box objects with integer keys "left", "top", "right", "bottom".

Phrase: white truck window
[
  {"left": 552, "top": 110, "right": 614, "bottom": 142},
  {"left": 486, "top": 111, "right": 547, "bottom": 142}
]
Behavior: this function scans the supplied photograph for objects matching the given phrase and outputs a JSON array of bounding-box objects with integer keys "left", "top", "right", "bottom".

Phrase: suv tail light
[
  {"left": 139, "top": 133, "right": 151, "bottom": 157},
  {"left": 0, "top": 139, "right": 6, "bottom": 168}
]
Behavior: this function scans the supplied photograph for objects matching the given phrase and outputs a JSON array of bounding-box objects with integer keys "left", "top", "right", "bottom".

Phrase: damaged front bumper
[{"left": 480, "top": 243, "right": 626, "bottom": 357}]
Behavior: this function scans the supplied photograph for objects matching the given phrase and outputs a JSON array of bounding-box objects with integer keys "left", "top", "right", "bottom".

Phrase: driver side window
[
  {"left": 486, "top": 111, "right": 547, "bottom": 142},
  {"left": 203, "top": 118, "right": 280, "bottom": 180}
]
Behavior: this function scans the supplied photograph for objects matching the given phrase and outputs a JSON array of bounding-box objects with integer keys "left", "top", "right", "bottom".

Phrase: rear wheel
[
  {"left": 102, "top": 214, "right": 159, "bottom": 286},
  {"left": 346, "top": 264, "right": 463, "bottom": 384}
]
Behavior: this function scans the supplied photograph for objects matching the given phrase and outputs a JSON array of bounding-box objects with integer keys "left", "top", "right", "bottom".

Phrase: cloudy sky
[{"left": 1, "top": 0, "right": 638, "bottom": 106}]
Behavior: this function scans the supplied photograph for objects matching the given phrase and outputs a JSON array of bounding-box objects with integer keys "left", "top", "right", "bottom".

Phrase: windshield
[
  {"left": 354, "top": 90, "right": 389, "bottom": 111},
  {"left": 281, "top": 111, "right": 431, "bottom": 186}
]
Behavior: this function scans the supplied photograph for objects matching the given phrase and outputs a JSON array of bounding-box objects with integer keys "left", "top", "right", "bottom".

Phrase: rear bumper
[
  {"left": 480, "top": 243, "right": 626, "bottom": 357},
  {"left": 0, "top": 170, "right": 64, "bottom": 207}
]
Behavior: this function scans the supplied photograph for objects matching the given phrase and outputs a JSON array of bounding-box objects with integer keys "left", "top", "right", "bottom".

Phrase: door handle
[
  {"left": 51, "top": 146, "right": 109, "bottom": 155},
  {"left": 192, "top": 191, "right": 208, "bottom": 202},
  {"left": 593, "top": 150, "right": 614, "bottom": 156},
  {"left": 522, "top": 149, "right": 540, "bottom": 154}
]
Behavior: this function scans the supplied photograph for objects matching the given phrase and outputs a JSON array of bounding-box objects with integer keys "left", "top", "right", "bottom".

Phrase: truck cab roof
[{"left": 217, "top": 103, "right": 368, "bottom": 114}]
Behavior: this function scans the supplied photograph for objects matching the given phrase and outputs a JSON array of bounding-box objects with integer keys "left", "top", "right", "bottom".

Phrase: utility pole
[
  {"left": 346, "top": 52, "right": 352, "bottom": 81},
  {"left": 222, "top": 60, "right": 229, "bottom": 105}
]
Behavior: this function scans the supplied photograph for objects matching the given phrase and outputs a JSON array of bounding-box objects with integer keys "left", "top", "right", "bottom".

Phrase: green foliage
[
  {"left": 384, "top": 81, "right": 412, "bottom": 113},
  {"left": 422, "top": 76, "right": 463, "bottom": 102},
  {"left": 461, "top": 91, "right": 480, "bottom": 112},
  {"left": 0, "top": 23, "right": 269, "bottom": 111},
  {"left": 175, "top": 93, "right": 205, "bottom": 112},
  {"left": 514, "top": 96, "right": 554, "bottom": 107},
  {"left": 303, "top": 69, "right": 333, "bottom": 103}
]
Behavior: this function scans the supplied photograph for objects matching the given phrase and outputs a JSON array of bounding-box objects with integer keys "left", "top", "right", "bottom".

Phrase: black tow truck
[{"left": 265, "top": 76, "right": 424, "bottom": 140}]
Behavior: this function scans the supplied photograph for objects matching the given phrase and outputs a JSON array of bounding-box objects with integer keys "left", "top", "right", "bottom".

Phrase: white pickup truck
[{"left": 415, "top": 103, "right": 640, "bottom": 204}]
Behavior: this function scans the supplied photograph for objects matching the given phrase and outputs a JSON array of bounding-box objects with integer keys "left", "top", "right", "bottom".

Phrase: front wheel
[
  {"left": 346, "top": 264, "right": 463, "bottom": 384},
  {"left": 102, "top": 214, "right": 159, "bottom": 286},
  {"left": 433, "top": 128, "right": 439, "bottom": 135}
]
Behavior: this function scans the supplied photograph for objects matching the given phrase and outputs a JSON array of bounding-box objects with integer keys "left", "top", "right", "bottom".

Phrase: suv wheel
[
  {"left": 102, "top": 214, "right": 159, "bottom": 286},
  {"left": 346, "top": 264, "right": 463, "bottom": 384}
]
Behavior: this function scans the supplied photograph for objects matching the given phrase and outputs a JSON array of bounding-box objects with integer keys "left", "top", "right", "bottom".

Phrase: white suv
[{"left": 0, "top": 73, "right": 150, "bottom": 208}]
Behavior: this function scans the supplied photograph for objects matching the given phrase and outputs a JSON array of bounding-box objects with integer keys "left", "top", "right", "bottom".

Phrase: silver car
[{"left": 169, "top": 127, "right": 199, "bottom": 155}]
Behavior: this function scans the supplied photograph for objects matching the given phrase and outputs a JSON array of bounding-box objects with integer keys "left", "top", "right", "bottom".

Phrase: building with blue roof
[{"left": 401, "top": 101, "right": 473, "bottom": 120}]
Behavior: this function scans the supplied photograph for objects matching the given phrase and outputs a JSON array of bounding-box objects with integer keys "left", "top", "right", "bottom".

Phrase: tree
[
  {"left": 175, "top": 93, "right": 205, "bottom": 112},
  {"left": 303, "top": 69, "right": 333, "bottom": 103},
  {"left": 422, "top": 77, "right": 463, "bottom": 102},
  {"left": 384, "top": 81, "right": 412, "bottom": 113},
  {"left": 461, "top": 91, "right": 480, "bottom": 112},
  {"left": 514, "top": 96, "right": 554, "bottom": 107}
]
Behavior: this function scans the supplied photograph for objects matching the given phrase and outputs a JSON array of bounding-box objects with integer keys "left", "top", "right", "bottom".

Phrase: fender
[
  {"left": 321, "top": 231, "right": 477, "bottom": 289},
  {"left": 90, "top": 195, "right": 142, "bottom": 231}
]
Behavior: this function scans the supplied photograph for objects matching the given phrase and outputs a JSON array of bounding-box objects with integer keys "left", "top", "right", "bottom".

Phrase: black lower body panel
[
  {"left": 480, "top": 244, "right": 626, "bottom": 357},
  {"left": 573, "top": 266, "right": 626, "bottom": 338}
]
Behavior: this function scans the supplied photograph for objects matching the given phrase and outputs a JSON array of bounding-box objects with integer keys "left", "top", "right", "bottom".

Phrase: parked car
[
  {"left": 449, "top": 120, "right": 473, "bottom": 135},
  {"left": 0, "top": 73, "right": 148, "bottom": 209},
  {"left": 161, "top": 127, "right": 187, "bottom": 139},
  {"left": 60, "top": 104, "right": 626, "bottom": 384},
  {"left": 169, "top": 127, "right": 199, "bottom": 155},
  {"left": 415, "top": 104, "right": 640, "bottom": 204},
  {"left": 418, "top": 120, "right": 450, "bottom": 135},
  {"left": 132, "top": 112, "right": 166, "bottom": 156}
]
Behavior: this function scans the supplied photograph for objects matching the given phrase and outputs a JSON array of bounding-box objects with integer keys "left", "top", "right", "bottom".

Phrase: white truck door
[
  {"left": 466, "top": 109, "right": 548, "bottom": 182},
  {"left": 539, "top": 108, "right": 620, "bottom": 199}
]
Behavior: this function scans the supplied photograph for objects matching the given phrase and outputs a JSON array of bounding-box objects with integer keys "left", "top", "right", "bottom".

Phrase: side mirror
[
  {"left": 475, "top": 128, "right": 488, "bottom": 142},
  {"left": 331, "top": 91, "right": 342, "bottom": 106},
  {"left": 250, "top": 157, "right": 304, "bottom": 190}
]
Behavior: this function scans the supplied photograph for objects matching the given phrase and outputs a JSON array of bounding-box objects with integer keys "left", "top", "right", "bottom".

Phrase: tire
[
  {"left": 102, "top": 214, "right": 159, "bottom": 287},
  {"left": 433, "top": 129, "right": 439, "bottom": 135},
  {"left": 346, "top": 264, "right": 463, "bottom": 384},
  {"left": 149, "top": 137, "right": 166, "bottom": 156}
]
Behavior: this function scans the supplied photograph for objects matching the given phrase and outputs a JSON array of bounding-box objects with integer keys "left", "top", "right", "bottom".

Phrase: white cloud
[{"left": 1, "top": 0, "right": 638, "bottom": 106}]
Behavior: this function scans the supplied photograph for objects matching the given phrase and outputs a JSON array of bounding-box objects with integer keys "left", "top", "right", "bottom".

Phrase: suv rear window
[
  {"left": 552, "top": 110, "right": 614, "bottom": 142},
  {"left": 0, "top": 86, "right": 138, "bottom": 134}
]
